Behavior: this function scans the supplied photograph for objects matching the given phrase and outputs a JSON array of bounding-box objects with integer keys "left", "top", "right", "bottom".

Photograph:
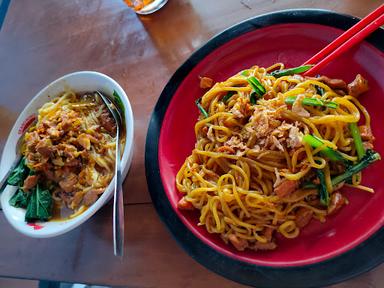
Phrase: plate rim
[{"left": 145, "top": 9, "right": 384, "bottom": 288}]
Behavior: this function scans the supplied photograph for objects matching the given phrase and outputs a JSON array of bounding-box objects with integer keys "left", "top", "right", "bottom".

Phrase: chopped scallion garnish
[
  {"left": 223, "top": 91, "right": 236, "bottom": 103},
  {"left": 349, "top": 123, "right": 365, "bottom": 160},
  {"left": 246, "top": 76, "right": 265, "bottom": 104},
  {"left": 316, "top": 169, "right": 329, "bottom": 206},
  {"left": 302, "top": 134, "right": 346, "bottom": 162},
  {"left": 195, "top": 98, "right": 209, "bottom": 118},
  {"left": 270, "top": 65, "right": 313, "bottom": 78},
  {"left": 285, "top": 96, "right": 338, "bottom": 109},
  {"left": 331, "top": 150, "right": 381, "bottom": 186}
]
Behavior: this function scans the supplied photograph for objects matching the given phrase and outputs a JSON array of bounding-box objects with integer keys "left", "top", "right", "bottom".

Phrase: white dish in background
[{"left": 0, "top": 71, "right": 134, "bottom": 238}]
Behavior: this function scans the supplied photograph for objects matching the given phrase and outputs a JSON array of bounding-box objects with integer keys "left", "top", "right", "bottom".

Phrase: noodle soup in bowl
[{"left": 0, "top": 71, "right": 134, "bottom": 238}]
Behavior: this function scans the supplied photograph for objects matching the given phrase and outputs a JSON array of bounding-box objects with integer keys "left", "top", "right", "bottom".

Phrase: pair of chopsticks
[{"left": 303, "top": 4, "right": 384, "bottom": 76}]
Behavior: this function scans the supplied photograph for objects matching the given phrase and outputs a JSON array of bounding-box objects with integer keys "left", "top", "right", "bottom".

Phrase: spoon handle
[{"left": 113, "top": 127, "right": 124, "bottom": 257}]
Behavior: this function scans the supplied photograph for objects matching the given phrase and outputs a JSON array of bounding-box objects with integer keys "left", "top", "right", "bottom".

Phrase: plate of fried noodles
[{"left": 145, "top": 9, "right": 384, "bottom": 288}]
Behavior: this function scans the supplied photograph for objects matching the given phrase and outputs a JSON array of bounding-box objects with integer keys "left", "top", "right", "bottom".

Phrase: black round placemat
[{"left": 145, "top": 9, "right": 384, "bottom": 288}]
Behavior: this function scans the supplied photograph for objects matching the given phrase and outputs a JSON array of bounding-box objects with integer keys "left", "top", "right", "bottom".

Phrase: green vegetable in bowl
[
  {"left": 6, "top": 156, "right": 53, "bottom": 222},
  {"left": 113, "top": 90, "right": 125, "bottom": 116},
  {"left": 9, "top": 188, "right": 30, "bottom": 208},
  {"left": 7, "top": 157, "right": 29, "bottom": 186},
  {"left": 25, "top": 184, "right": 53, "bottom": 222}
]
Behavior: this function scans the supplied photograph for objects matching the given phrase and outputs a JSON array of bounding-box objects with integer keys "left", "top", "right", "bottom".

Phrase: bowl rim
[
  {"left": 0, "top": 70, "right": 134, "bottom": 238},
  {"left": 145, "top": 9, "right": 384, "bottom": 288}
]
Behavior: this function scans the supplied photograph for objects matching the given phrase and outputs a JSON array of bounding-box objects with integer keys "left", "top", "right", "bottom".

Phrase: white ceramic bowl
[{"left": 0, "top": 71, "right": 134, "bottom": 237}]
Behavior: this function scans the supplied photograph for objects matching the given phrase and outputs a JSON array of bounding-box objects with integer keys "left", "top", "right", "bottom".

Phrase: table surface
[{"left": 0, "top": 0, "right": 383, "bottom": 287}]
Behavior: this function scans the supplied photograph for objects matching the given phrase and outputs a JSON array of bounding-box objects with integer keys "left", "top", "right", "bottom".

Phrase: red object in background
[{"left": 158, "top": 23, "right": 384, "bottom": 267}]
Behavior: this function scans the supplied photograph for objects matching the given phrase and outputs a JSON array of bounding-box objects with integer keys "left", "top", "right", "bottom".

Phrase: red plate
[
  {"left": 146, "top": 9, "right": 384, "bottom": 287},
  {"left": 158, "top": 21, "right": 384, "bottom": 267}
]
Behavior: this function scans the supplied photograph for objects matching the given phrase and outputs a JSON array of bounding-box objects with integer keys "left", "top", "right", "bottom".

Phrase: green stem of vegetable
[
  {"left": 316, "top": 169, "right": 329, "bottom": 206},
  {"left": 113, "top": 90, "right": 126, "bottom": 116},
  {"left": 223, "top": 91, "right": 236, "bottom": 103},
  {"left": 285, "top": 96, "right": 338, "bottom": 109},
  {"left": 249, "top": 92, "right": 257, "bottom": 104},
  {"left": 302, "top": 182, "right": 317, "bottom": 189},
  {"left": 270, "top": 65, "right": 313, "bottom": 78},
  {"left": 248, "top": 76, "right": 266, "bottom": 94},
  {"left": 195, "top": 98, "right": 209, "bottom": 118},
  {"left": 246, "top": 76, "right": 265, "bottom": 104},
  {"left": 302, "top": 134, "right": 346, "bottom": 162},
  {"left": 349, "top": 122, "right": 365, "bottom": 160},
  {"left": 315, "top": 85, "right": 325, "bottom": 96},
  {"left": 331, "top": 149, "right": 381, "bottom": 186}
]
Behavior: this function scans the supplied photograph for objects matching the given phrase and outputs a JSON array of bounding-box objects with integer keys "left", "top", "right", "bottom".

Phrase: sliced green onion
[
  {"left": 249, "top": 92, "right": 257, "bottom": 104},
  {"left": 246, "top": 76, "right": 265, "bottom": 104},
  {"left": 302, "top": 134, "right": 346, "bottom": 162},
  {"left": 316, "top": 169, "right": 329, "bottom": 206},
  {"left": 331, "top": 150, "right": 381, "bottom": 186},
  {"left": 270, "top": 65, "right": 313, "bottom": 78},
  {"left": 349, "top": 122, "right": 365, "bottom": 160},
  {"left": 248, "top": 76, "right": 266, "bottom": 94},
  {"left": 285, "top": 96, "right": 338, "bottom": 109},
  {"left": 315, "top": 85, "right": 325, "bottom": 96},
  {"left": 302, "top": 182, "right": 317, "bottom": 189},
  {"left": 223, "top": 91, "right": 236, "bottom": 103},
  {"left": 195, "top": 98, "right": 209, "bottom": 118},
  {"left": 241, "top": 70, "right": 249, "bottom": 76}
]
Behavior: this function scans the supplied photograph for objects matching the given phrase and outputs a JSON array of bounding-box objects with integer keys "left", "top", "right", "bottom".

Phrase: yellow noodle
[
  {"left": 175, "top": 64, "right": 378, "bottom": 252},
  {"left": 23, "top": 90, "right": 120, "bottom": 221}
]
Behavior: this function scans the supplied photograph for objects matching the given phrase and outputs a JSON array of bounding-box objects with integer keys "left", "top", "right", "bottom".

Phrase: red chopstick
[{"left": 303, "top": 4, "right": 384, "bottom": 76}]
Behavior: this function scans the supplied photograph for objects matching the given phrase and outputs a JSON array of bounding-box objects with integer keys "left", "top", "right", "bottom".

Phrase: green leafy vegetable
[
  {"left": 7, "top": 157, "right": 29, "bottom": 186},
  {"left": 112, "top": 90, "right": 126, "bottom": 117},
  {"left": 25, "top": 184, "right": 53, "bottom": 222},
  {"left": 331, "top": 150, "right": 381, "bottom": 186},
  {"left": 270, "top": 65, "right": 313, "bottom": 78},
  {"left": 316, "top": 169, "right": 329, "bottom": 206},
  {"left": 302, "top": 134, "right": 346, "bottom": 162},
  {"left": 195, "top": 98, "right": 209, "bottom": 118},
  {"left": 6, "top": 157, "right": 53, "bottom": 223},
  {"left": 285, "top": 96, "right": 338, "bottom": 109},
  {"left": 349, "top": 122, "right": 365, "bottom": 160},
  {"left": 241, "top": 70, "right": 249, "bottom": 76},
  {"left": 223, "top": 91, "right": 236, "bottom": 103},
  {"left": 9, "top": 187, "right": 30, "bottom": 208}
]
